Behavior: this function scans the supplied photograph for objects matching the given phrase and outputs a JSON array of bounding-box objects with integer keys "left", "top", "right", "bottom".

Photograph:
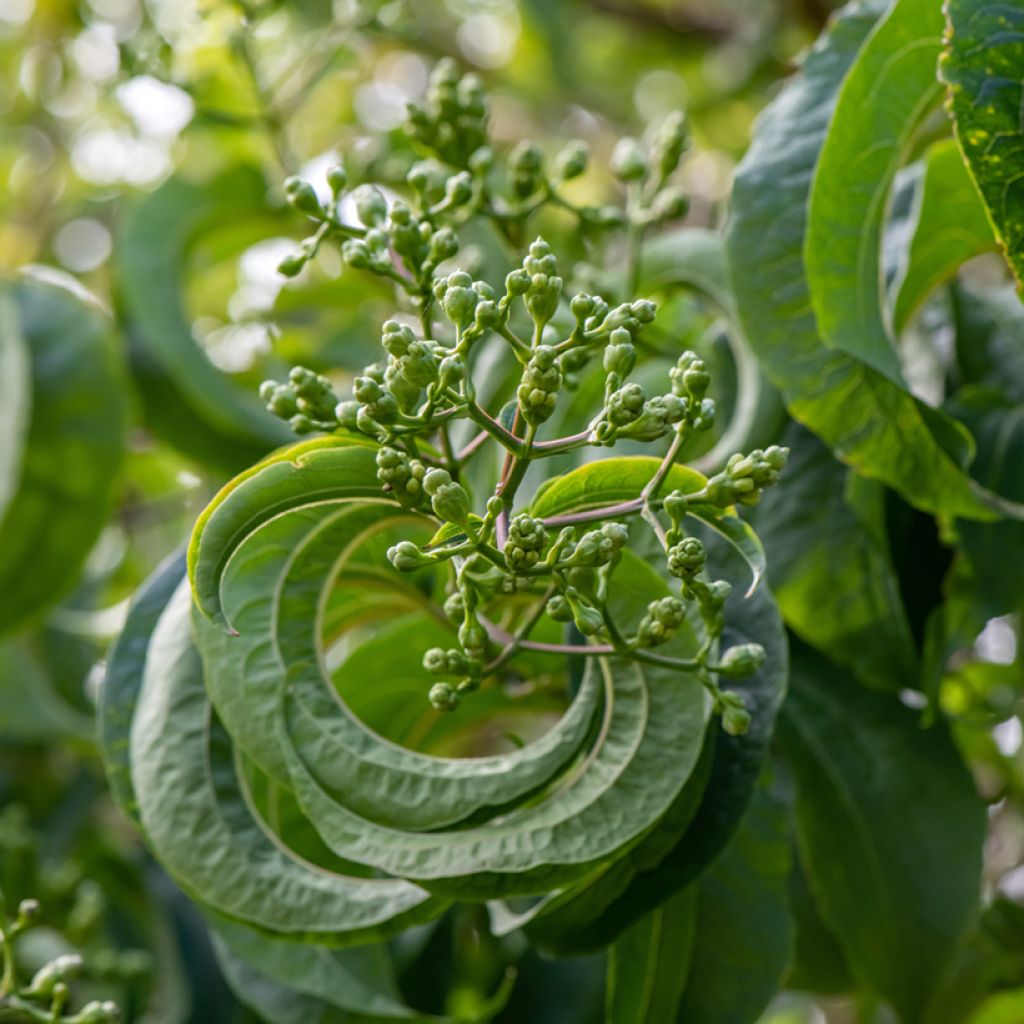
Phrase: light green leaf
[
  {"left": 530, "top": 457, "right": 765, "bottom": 595},
  {"left": 968, "top": 990, "right": 1024, "bottom": 1024},
  {"left": 727, "top": 0, "right": 1013, "bottom": 522},
  {"left": 942, "top": 0, "right": 1024, "bottom": 294},
  {"left": 530, "top": 455, "right": 706, "bottom": 517},
  {"left": 892, "top": 141, "right": 997, "bottom": 333},
  {"left": 0, "top": 277, "right": 126, "bottom": 635},
  {"left": 806, "top": 0, "right": 945, "bottom": 381},
  {"left": 778, "top": 642, "right": 986, "bottom": 1020},
  {"left": 605, "top": 887, "right": 697, "bottom": 1024}
]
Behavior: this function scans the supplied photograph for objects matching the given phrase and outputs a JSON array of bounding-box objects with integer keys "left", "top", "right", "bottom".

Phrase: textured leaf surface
[
  {"left": 779, "top": 642, "right": 986, "bottom": 1020},
  {"left": 727, "top": 0, "right": 1011, "bottom": 521},
  {"left": 0, "top": 277, "right": 126, "bottom": 635},
  {"left": 942, "top": 0, "right": 1024, "bottom": 292},
  {"left": 131, "top": 581, "right": 443, "bottom": 942}
]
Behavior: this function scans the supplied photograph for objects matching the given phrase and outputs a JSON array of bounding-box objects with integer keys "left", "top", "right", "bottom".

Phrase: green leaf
[
  {"left": 129, "top": 579, "right": 444, "bottom": 943},
  {"left": 941, "top": 0, "right": 1024, "bottom": 294},
  {"left": 805, "top": 0, "right": 945, "bottom": 381},
  {"left": 0, "top": 276, "right": 126, "bottom": 635},
  {"left": 211, "top": 919, "right": 432, "bottom": 1022},
  {"left": 949, "top": 389, "right": 1024, "bottom": 616},
  {"left": 505, "top": 528, "right": 786, "bottom": 954},
  {"left": 604, "top": 887, "right": 697, "bottom": 1024},
  {"left": 753, "top": 424, "right": 918, "bottom": 692},
  {"left": 193, "top": 497, "right": 604, "bottom": 831},
  {"left": 115, "top": 167, "right": 293, "bottom": 470},
  {"left": 530, "top": 458, "right": 766, "bottom": 595},
  {"left": 99, "top": 550, "right": 187, "bottom": 825},
  {"left": 674, "top": 780, "right": 793, "bottom": 1024},
  {"left": 726, "top": 0, "right": 1012, "bottom": 522},
  {"left": 924, "top": 898, "right": 1024, "bottom": 1024},
  {"left": 778, "top": 642, "right": 986, "bottom": 1021},
  {"left": 968, "top": 990, "right": 1024, "bottom": 1024},
  {"left": 0, "top": 638, "right": 93, "bottom": 742},
  {"left": 0, "top": 288, "right": 30, "bottom": 527},
  {"left": 187, "top": 436, "right": 375, "bottom": 629},
  {"left": 892, "top": 141, "right": 997, "bottom": 333},
  {"left": 175, "top": 437, "right": 710, "bottom": 917},
  {"left": 530, "top": 455, "right": 706, "bottom": 517}
]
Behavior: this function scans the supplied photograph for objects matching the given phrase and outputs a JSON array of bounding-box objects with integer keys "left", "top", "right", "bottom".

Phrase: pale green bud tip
[
  {"left": 714, "top": 643, "right": 767, "bottom": 678},
  {"left": 352, "top": 184, "right": 388, "bottom": 226},
  {"left": 17, "top": 898, "right": 40, "bottom": 920},
  {"left": 429, "top": 682, "right": 460, "bottom": 712},
  {"left": 611, "top": 137, "right": 648, "bottom": 181},
  {"left": 327, "top": 165, "right": 347, "bottom": 194}
]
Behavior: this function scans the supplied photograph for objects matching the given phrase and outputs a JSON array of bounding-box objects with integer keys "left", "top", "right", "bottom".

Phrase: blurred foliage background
[{"left": 1, "top": 1, "right": 1022, "bottom": 1022}]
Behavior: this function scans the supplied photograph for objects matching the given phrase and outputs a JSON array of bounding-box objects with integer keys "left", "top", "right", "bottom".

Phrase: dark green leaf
[
  {"left": 604, "top": 887, "right": 697, "bottom": 1024},
  {"left": 0, "top": 276, "right": 126, "bottom": 635},
  {"left": 778, "top": 642, "right": 986, "bottom": 1020},
  {"left": 727, "top": 0, "right": 1012, "bottom": 522},
  {"left": 753, "top": 423, "right": 918, "bottom": 692},
  {"left": 675, "top": 780, "right": 793, "bottom": 1024},
  {"left": 942, "top": 0, "right": 1024, "bottom": 293},
  {"left": 116, "top": 167, "right": 293, "bottom": 470}
]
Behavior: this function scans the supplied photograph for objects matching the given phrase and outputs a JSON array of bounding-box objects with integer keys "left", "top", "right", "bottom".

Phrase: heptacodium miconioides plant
[{"left": 100, "top": 59, "right": 789, "bottom": 1015}]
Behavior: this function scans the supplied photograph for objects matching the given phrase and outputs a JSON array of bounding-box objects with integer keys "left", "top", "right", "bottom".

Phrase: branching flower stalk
[
  {"left": 262, "top": 60, "right": 788, "bottom": 734},
  {"left": 0, "top": 895, "right": 121, "bottom": 1024}
]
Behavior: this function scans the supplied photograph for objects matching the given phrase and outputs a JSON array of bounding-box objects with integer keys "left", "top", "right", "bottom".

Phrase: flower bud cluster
[
  {"left": 704, "top": 445, "right": 790, "bottom": 508},
  {"left": 259, "top": 366, "right": 339, "bottom": 434},
  {"left": 405, "top": 59, "right": 488, "bottom": 169}
]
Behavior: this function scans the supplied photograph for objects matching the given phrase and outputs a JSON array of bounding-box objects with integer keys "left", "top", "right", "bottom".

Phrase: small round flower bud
[
  {"left": 603, "top": 330, "right": 637, "bottom": 377},
  {"left": 327, "top": 165, "right": 348, "bottom": 195},
  {"left": 714, "top": 643, "right": 767, "bottom": 679},
  {"left": 667, "top": 537, "right": 706, "bottom": 579},
  {"left": 277, "top": 251, "right": 307, "bottom": 277},
  {"left": 546, "top": 593, "right": 573, "bottom": 622},
  {"left": 429, "top": 682, "right": 460, "bottom": 712},
  {"left": 722, "top": 705, "right": 752, "bottom": 736},
  {"left": 428, "top": 226, "right": 459, "bottom": 263},
  {"left": 387, "top": 541, "right": 433, "bottom": 572},
  {"left": 651, "top": 110, "right": 688, "bottom": 182},
  {"left": 458, "top": 618, "right": 488, "bottom": 657},
  {"left": 443, "top": 592, "right": 465, "bottom": 623},
  {"left": 652, "top": 187, "right": 690, "bottom": 221},
  {"left": 342, "top": 238, "right": 373, "bottom": 269},
  {"left": 554, "top": 140, "right": 589, "bottom": 180},
  {"left": 352, "top": 184, "right": 388, "bottom": 226},
  {"left": 610, "top": 137, "right": 648, "bottom": 182},
  {"left": 284, "top": 177, "right": 323, "bottom": 216}
]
